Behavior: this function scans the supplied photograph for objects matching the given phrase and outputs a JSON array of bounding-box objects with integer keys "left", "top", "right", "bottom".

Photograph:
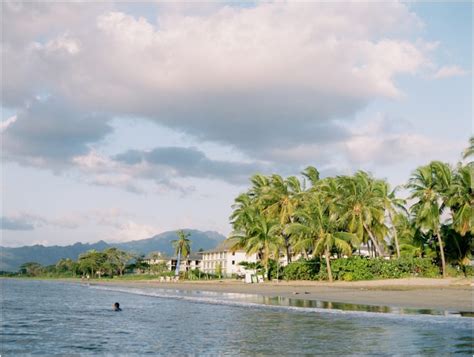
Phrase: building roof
[{"left": 199, "top": 238, "right": 244, "bottom": 254}]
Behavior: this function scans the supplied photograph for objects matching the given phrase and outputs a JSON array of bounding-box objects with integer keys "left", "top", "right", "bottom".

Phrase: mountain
[{"left": 0, "top": 229, "right": 226, "bottom": 272}]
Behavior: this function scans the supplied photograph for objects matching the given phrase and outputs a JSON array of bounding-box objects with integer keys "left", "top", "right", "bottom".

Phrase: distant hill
[{"left": 0, "top": 229, "right": 226, "bottom": 272}]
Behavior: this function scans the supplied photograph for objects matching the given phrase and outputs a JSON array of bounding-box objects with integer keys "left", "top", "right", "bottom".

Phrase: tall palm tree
[
  {"left": 336, "top": 172, "right": 387, "bottom": 257},
  {"left": 377, "top": 182, "right": 408, "bottom": 258},
  {"left": 462, "top": 136, "right": 474, "bottom": 161},
  {"left": 265, "top": 174, "right": 303, "bottom": 263},
  {"left": 302, "top": 165, "right": 320, "bottom": 189},
  {"left": 231, "top": 212, "right": 280, "bottom": 279},
  {"left": 288, "top": 189, "right": 358, "bottom": 282},
  {"left": 172, "top": 230, "right": 191, "bottom": 277},
  {"left": 408, "top": 162, "right": 452, "bottom": 277},
  {"left": 447, "top": 165, "right": 473, "bottom": 236}
]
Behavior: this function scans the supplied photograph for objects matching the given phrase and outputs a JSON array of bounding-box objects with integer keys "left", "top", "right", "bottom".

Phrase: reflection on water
[
  {"left": 257, "top": 295, "right": 465, "bottom": 317},
  {"left": 1, "top": 279, "right": 473, "bottom": 356},
  {"left": 143, "top": 288, "right": 471, "bottom": 318}
]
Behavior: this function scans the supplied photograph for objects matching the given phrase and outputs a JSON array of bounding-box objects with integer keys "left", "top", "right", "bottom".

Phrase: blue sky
[{"left": 1, "top": 1, "right": 472, "bottom": 247}]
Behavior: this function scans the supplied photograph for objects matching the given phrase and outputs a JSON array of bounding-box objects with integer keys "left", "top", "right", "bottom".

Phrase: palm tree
[
  {"left": 447, "top": 165, "right": 473, "bottom": 236},
  {"left": 377, "top": 182, "right": 408, "bottom": 258},
  {"left": 265, "top": 174, "right": 303, "bottom": 263},
  {"left": 172, "top": 230, "right": 191, "bottom": 277},
  {"left": 408, "top": 162, "right": 452, "bottom": 277},
  {"left": 302, "top": 165, "right": 320, "bottom": 189},
  {"left": 288, "top": 189, "right": 358, "bottom": 282},
  {"left": 462, "top": 136, "right": 474, "bottom": 161},
  {"left": 231, "top": 212, "right": 280, "bottom": 279},
  {"left": 336, "top": 172, "right": 387, "bottom": 257}
]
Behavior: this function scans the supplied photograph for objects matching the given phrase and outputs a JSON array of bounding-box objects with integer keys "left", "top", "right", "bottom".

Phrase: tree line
[
  {"left": 17, "top": 248, "right": 147, "bottom": 278},
  {"left": 16, "top": 231, "right": 195, "bottom": 278},
  {"left": 230, "top": 137, "right": 473, "bottom": 281}
]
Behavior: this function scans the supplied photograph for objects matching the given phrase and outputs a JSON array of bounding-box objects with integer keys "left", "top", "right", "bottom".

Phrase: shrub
[
  {"left": 316, "top": 256, "right": 441, "bottom": 281},
  {"left": 283, "top": 258, "right": 320, "bottom": 280}
]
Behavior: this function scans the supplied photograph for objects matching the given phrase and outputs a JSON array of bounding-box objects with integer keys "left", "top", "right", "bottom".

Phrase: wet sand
[{"left": 90, "top": 277, "right": 473, "bottom": 312}]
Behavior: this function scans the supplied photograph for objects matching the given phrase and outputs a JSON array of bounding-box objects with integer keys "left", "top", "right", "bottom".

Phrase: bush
[
  {"left": 316, "top": 256, "right": 440, "bottom": 281},
  {"left": 283, "top": 258, "right": 320, "bottom": 280},
  {"left": 461, "top": 265, "right": 474, "bottom": 277}
]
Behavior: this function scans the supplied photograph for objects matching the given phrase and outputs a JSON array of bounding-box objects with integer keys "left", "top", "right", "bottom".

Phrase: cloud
[
  {"left": 0, "top": 213, "right": 80, "bottom": 231},
  {"left": 2, "top": 97, "right": 113, "bottom": 168},
  {"left": 2, "top": 2, "right": 429, "bottom": 162},
  {"left": 0, "top": 115, "right": 17, "bottom": 132},
  {"left": 1, "top": 216, "right": 35, "bottom": 231},
  {"left": 114, "top": 146, "right": 266, "bottom": 184},
  {"left": 342, "top": 113, "right": 462, "bottom": 167},
  {"left": 104, "top": 220, "right": 160, "bottom": 243},
  {"left": 71, "top": 146, "right": 266, "bottom": 194},
  {"left": 432, "top": 65, "right": 468, "bottom": 79}
]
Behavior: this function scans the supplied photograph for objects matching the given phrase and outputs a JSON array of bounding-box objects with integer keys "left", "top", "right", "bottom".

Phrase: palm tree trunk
[
  {"left": 175, "top": 248, "right": 181, "bottom": 277},
  {"left": 389, "top": 212, "right": 400, "bottom": 258},
  {"left": 324, "top": 250, "right": 333, "bottom": 283},
  {"left": 436, "top": 231, "right": 447, "bottom": 278},
  {"left": 363, "top": 224, "right": 383, "bottom": 256},
  {"left": 282, "top": 233, "right": 292, "bottom": 264}
]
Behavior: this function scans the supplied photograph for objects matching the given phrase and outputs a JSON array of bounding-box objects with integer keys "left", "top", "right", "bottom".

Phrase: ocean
[{"left": 1, "top": 279, "right": 473, "bottom": 355}]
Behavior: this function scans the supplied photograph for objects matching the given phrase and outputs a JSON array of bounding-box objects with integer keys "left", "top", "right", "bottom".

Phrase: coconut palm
[
  {"left": 288, "top": 190, "right": 358, "bottom": 282},
  {"left": 231, "top": 212, "right": 280, "bottom": 279},
  {"left": 302, "top": 165, "right": 320, "bottom": 189},
  {"left": 376, "top": 182, "right": 408, "bottom": 258},
  {"left": 264, "top": 174, "right": 303, "bottom": 263},
  {"left": 447, "top": 165, "right": 473, "bottom": 236},
  {"left": 336, "top": 172, "right": 387, "bottom": 257},
  {"left": 172, "top": 230, "right": 191, "bottom": 277},
  {"left": 408, "top": 162, "right": 452, "bottom": 277},
  {"left": 463, "top": 136, "right": 474, "bottom": 161}
]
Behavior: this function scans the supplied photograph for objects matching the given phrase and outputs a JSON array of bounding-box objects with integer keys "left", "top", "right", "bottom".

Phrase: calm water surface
[{"left": 1, "top": 279, "right": 473, "bottom": 356}]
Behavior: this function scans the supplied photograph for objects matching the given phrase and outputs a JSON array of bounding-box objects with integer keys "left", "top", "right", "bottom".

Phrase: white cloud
[
  {"left": 432, "top": 65, "right": 468, "bottom": 79},
  {"left": 0, "top": 115, "right": 17, "bottom": 132},
  {"left": 105, "top": 220, "right": 160, "bottom": 243},
  {"left": 3, "top": 2, "right": 430, "bottom": 159}
]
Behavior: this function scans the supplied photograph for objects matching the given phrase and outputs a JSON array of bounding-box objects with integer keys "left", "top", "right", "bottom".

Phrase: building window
[
  {"left": 232, "top": 252, "right": 235, "bottom": 256},
  {"left": 232, "top": 260, "right": 235, "bottom": 265}
]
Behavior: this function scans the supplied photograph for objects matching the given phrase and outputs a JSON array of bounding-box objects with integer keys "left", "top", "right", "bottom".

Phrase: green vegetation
[
  {"left": 230, "top": 137, "right": 473, "bottom": 281},
  {"left": 172, "top": 230, "right": 191, "bottom": 276}
]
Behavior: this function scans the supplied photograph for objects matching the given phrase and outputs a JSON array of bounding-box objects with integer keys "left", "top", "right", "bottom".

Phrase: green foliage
[
  {"left": 283, "top": 258, "right": 320, "bottom": 280},
  {"left": 317, "top": 257, "right": 440, "bottom": 281},
  {"left": 267, "top": 259, "right": 284, "bottom": 280}
]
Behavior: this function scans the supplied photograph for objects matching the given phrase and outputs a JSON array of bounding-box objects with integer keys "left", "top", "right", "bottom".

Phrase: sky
[{"left": 1, "top": 1, "right": 472, "bottom": 247}]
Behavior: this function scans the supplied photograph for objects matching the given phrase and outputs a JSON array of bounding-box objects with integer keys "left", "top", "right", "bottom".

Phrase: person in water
[{"left": 113, "top": 302, "right": 122, "bottom": 311}]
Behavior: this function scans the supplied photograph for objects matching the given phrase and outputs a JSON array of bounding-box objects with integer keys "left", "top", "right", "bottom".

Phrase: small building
[{"left": 199, "top": 239, "right": 257, "bottom": 277}]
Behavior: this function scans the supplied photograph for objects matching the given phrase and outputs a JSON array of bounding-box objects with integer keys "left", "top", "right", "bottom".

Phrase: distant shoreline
[{"left": 12, "top": 276, "right": 470, "bottom": 312}]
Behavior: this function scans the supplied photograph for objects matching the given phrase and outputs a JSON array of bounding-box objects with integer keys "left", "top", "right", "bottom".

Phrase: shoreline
[
  {"left": 4, "top": 276, "right": 472, "bottom": 311},
  {"left": 86, "top": 277, "right": 473, "bottom": 312}
]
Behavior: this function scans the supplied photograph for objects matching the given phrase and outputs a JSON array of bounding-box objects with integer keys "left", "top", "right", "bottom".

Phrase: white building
[
  {"left": 144, "top": 252, "right": 201, "bottom": 272},
  {"left": 199, "top": 239, "right": 257, "bottom": 277}
]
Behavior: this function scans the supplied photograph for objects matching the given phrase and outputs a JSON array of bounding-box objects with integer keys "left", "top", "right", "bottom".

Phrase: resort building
[
  {"left": 144, "top": 252, "right": 201, "bottom": 272},
  {"left": 169, "top": 254, "right": 202, "bottom": 272},
  {"left": 199, "top": 239, "right": 257, "bottom": 277}
]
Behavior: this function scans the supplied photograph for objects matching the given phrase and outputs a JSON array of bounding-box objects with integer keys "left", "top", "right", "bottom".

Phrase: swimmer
[{"left": 113, "top": 302, "right": 122, "bottom": 311}]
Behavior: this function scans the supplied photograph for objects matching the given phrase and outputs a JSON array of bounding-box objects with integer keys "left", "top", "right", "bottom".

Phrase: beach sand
[{"left": 90, "top": 277, "right": 473, "bottom": 312}]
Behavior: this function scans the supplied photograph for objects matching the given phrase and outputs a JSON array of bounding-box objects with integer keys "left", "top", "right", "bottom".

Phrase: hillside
[{"left": 0, "top": 229, "right": 225, "bottom": 272}]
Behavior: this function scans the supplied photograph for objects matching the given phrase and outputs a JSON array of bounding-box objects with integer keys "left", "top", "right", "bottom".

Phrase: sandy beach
[{"left": 89, "top": 277, "right": 474, "bottom": 312}]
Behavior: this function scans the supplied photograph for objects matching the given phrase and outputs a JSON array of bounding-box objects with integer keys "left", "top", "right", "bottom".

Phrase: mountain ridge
[{"left": 0, "top": 229, "right": 226, "bottom": 272}]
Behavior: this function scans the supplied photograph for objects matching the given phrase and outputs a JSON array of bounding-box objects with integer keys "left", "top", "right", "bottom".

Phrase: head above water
[{"left": 113, "top": 302, "right": 121, "bottom": 311}]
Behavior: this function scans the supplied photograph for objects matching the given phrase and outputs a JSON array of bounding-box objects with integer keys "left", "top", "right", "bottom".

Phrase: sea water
[{"left": 1, "top": 279, "right": 473, "bottom": 355}]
